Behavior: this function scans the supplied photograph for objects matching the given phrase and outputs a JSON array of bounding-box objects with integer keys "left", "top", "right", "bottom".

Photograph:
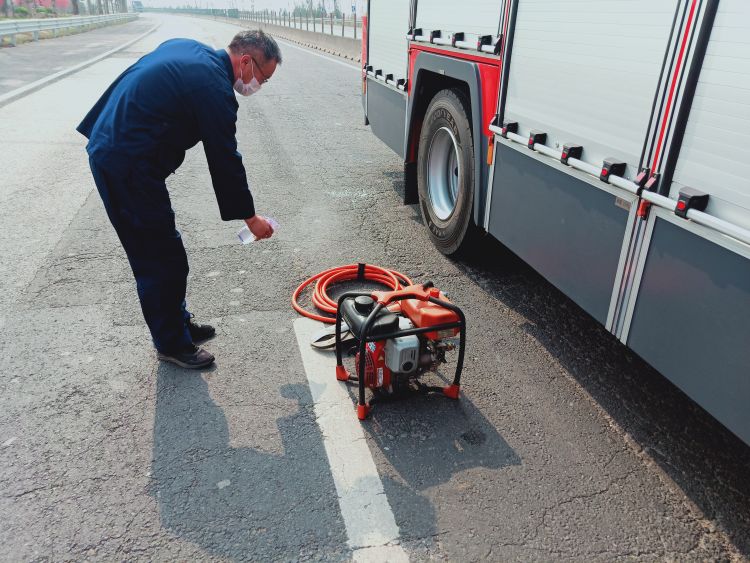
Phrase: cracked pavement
[{"left": 1, "top": 12, "right": 750, "bottom": 562}]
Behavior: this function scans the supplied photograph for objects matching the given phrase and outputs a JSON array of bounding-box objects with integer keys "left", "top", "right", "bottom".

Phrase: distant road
[{"left": 0, "top": 16, "right": 153, "bottom": 96}]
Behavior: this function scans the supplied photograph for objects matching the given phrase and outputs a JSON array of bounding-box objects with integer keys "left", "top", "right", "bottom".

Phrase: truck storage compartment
[
  {"left": 414, "top": 0, "right": 503, "bottom": 46},
  {"left": 502, "top": 0, "right": 680, "bottom": 178},
  {"left": 666, "top": 0, "right": 750, "bottom": 231},
  {"left": 364, "top": 0, "right": 410, "bottom": 158},
  {"left": 623, "top": 0, "right": 750, "bottom": 446},
  {"left": 488, "top": 0, "right": 672, "bottom": 325},
  {"left": 367, "top": 0, "right": 410, "bottom": 82}
]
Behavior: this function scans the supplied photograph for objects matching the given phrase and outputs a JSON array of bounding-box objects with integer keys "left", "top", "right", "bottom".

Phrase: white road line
[
  {"left": 293, "top": 318, "right": 408, "bottom": 562},
  {"left": 0, "top": 23, "right": 160, "bottom": 108},
  {"left": 275, "top": 38, "right": 360, "bottom": 71}
]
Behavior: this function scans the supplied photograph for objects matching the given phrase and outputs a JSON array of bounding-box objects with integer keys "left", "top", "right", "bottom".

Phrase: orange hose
[{"left": 292, "top": 264, "right": 414, "bottom": 323}]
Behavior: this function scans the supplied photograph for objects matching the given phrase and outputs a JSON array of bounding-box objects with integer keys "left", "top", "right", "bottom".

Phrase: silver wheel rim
[{"left": 427, "top": 127, "right": 460, "bottom": 221}]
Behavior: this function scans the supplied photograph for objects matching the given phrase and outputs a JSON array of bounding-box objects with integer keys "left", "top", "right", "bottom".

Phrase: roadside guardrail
[
  {"left": 0, "top": 13, "right": 137, "bottom": 46},
  {"left": 148, "top": 7, "right": 363, "bottom": 40},
  {"left": 147, "top": 8, "right": 361, "bottom": 61}
]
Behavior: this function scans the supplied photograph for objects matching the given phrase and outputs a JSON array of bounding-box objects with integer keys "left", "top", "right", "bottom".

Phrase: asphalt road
[{"left": 1, "top": 12, "right": 749, "bottom": 562}]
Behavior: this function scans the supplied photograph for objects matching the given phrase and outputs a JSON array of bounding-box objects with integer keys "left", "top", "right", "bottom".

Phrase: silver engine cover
[{"left": 385, "top": 317, "right": 420, "bottom": 374}]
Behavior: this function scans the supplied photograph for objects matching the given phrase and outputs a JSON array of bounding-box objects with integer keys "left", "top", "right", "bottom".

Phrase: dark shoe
[
  {"left": 187, "top": 318, "right": 216, "bottom": 343},
  {"left": 157, "top": 345, "right": 215, "bottom": 369}
]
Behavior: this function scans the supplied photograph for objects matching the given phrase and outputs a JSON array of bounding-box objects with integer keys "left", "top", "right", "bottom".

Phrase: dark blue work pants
[{"left": 89, "top": 156, "right": 193, "bottom": 353}]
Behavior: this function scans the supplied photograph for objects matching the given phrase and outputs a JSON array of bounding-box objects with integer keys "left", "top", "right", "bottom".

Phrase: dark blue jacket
[{"left": 77, "top": 38, "right": 255, "bottom": 221}]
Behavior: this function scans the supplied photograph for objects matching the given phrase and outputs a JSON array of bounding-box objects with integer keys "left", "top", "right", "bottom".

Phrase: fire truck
[{"left": 361, "top": 0, "right": 750, "bottom": 446}]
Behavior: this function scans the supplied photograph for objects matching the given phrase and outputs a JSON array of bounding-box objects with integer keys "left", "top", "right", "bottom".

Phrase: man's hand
[{"left": 245, "top": 215, "right": 274, "bottom": 240}]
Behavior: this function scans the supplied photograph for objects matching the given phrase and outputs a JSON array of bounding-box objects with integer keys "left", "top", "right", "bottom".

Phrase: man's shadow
[
  {"left": 149, "top": 366, "right": 436, "bottom": 559},
  {"left": 150, "top": 367, "right": 349, "bottom": 559}
]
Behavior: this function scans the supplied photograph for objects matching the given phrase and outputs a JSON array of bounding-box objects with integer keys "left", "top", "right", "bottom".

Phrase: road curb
[
  {"left": 0, "top": 22, "right": 160, "bottom": 109},
  {"left": 271, "top": 34, "right": 361, "bottom": 64}
]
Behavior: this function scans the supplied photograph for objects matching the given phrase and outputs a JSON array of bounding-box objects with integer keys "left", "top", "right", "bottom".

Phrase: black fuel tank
[{"left": 340, "top": 296, "right": 399, "bottom": 338}]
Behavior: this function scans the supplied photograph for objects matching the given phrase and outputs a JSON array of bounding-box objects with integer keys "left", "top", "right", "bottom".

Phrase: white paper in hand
[{"left": 237, "top": 217, "right": 280, "bottom": 244}]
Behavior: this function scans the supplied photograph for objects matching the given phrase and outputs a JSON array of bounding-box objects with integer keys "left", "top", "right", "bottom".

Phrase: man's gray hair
[{"left": 229, "top": 30, "right": 282, "bottom": 64}]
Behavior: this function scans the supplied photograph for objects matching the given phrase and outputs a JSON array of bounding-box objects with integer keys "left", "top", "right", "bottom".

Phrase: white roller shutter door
[
  {"left": 415, "top": 0, "right": 502, "bottom": 44},
  {"left": 504, "top": 0, "right": 678, "bottom": 179},
  {"left": 368, "top": 0, "right": 411, "bottom": 81},
  {"left": 670, "top": 0, "right": 750, "bottom": 231}
]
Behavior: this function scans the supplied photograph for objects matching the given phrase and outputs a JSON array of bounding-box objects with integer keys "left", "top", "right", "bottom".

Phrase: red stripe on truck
[
  {"left": 651, "top": 0, "right": 698, "bottom": 172},
  {"left": 361, "top": 14, "right": 368, "bottom": 68},
  {"left": 501, "top": 1, "right": 511, "bottom": 44}
]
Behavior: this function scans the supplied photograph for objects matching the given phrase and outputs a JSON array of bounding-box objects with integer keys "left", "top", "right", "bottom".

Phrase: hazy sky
[{"left": 143, "top": 0, "right": 368, "bottom": 12}]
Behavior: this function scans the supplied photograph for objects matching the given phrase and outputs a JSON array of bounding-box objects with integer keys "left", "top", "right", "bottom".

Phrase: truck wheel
[{"left": 417, "top": 88, "right": 476, "bottom": 256}]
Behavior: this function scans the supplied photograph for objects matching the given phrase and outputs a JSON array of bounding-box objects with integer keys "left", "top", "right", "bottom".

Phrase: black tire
[{"left": 417, "top": 88, "right": 476, "bottom": 256}]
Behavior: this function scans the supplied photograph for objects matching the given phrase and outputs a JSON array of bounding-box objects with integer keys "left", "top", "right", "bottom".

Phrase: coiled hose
[{"left": 292, "top": 263, "right": 413, "bottom": 323}]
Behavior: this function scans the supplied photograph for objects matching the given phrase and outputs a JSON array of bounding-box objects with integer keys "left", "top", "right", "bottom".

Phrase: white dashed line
[{"left": 293, "top": 317, "right": 408, "bottom": 562}]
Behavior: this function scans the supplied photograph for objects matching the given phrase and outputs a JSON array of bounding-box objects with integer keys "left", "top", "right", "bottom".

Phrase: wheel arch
[{"left": 404, "top": 51, "right": 487, "bottom": 227}]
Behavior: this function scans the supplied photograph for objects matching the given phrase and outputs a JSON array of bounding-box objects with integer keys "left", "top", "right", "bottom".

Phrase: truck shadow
[{"left": 455, "top": 235, "right": 750, "bottom": 556}]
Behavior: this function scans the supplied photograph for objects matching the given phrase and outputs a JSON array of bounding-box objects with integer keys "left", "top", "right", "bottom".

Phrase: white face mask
[{"left": 234, "top": 58, "right": 262, "bottom": 97}]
